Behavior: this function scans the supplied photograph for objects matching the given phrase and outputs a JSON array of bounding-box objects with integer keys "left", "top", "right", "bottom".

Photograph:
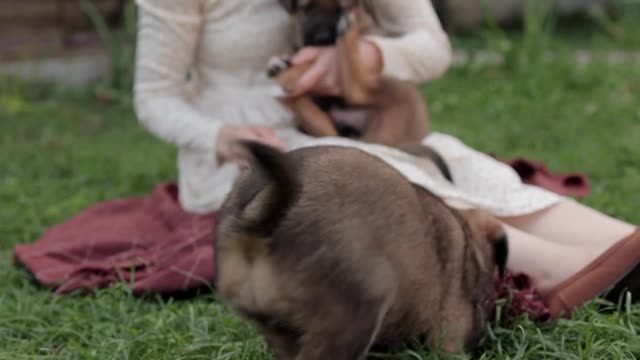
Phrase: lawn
[{"left": 1, "top": 4, "right": 639, "bottom": 360}]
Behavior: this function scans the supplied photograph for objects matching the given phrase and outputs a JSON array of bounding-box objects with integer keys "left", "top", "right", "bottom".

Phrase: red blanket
[
  {"left": 13, "top": 157, "right": 588, "bottom": 322},
  {"left": 14, "top": 183, "right": 215, "bottom": 295}
]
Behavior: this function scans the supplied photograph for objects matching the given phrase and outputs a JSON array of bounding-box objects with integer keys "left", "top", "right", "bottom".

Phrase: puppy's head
[
  {"left": 453, "top": 209, "right": 508, "bottom": 350},
  {"left": 280, "top": 0, "right": 347, "bottom": 46},
  {"left": 214, "top": 141, "right": 297, "bottom": 296},
  {"left": 214, "top": 142, "right": 304, "bottom": 357}
]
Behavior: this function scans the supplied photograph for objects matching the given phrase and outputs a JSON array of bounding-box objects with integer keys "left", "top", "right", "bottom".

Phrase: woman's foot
[
  {"left": 544, "top": 229, "right": 640, "bottom": 317},
  {"left": 604, "top": 261, "right": 640, "bottom": 305}
]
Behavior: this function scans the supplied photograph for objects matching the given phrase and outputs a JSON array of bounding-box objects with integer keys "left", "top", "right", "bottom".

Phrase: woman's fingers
[
  {"left": 286, "top": 46, "right": 341, "bottom": 98},
  {"left": 216, "top": 125, "right": 288, "bottom": 166},
  {"left": 248, "top": 126, "right": 289, "bottom": 151},
  {"left": 289, "top": 59, "right": 329, "bottom": 97},
  {"left": 291, "top": 47, "right": 321, "bottom": 65}
]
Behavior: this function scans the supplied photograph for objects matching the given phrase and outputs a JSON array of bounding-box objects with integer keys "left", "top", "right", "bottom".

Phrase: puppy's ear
[
  {"left": 491, "top": 234, "right": 508, "bottom": 278},
  {"left": 459, "top": 209, "right": 509, "bottom": 278},
  {"left": 479, "top": 215, "right": 508, "bottom": 278},
  {"left": 237, "top": 141, "right": 300, "bottom": 238},
  {"left": 279, "top": 0, "right": 297, "bottom": 13}
]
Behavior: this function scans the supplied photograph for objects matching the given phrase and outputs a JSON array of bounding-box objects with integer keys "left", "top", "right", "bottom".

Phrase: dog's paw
[
  {"left": 336, "top": 12, "right": 354, "bottom": 37},
  {"left": 267, "top": 56, "right": 292, "bottom": 78}
]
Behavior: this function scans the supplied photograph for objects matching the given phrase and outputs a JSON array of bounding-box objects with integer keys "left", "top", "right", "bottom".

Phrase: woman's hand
[
  {"left": 286, "top": 40, "right": 383, "bottom": 98},
  {"left": 216, "top": 124, "right": 288, "bottom": 166}
]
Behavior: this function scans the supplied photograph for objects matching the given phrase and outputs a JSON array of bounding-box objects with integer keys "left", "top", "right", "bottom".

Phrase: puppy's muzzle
[{"left": 304, "top": 24, "right": 337, "bottom": 46}]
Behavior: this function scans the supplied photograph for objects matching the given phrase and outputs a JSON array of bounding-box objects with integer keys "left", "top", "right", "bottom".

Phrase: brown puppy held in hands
[
  {"left": 214, "top": 141, "right": 508, "bottom": 360},
  {"left": 270, "top": 0, "right": 453, "bottom": 182},
  {"left": 269, "top": 0, "right": 431, "bottom": 147}
]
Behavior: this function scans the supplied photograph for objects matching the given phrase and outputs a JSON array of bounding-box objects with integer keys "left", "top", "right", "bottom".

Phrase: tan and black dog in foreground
[
  {"left": 268, "top": 0, "right": 431, "bottom": 147},
  {"left": 214, "top": 141, "right": 508, "bottom": 360}
]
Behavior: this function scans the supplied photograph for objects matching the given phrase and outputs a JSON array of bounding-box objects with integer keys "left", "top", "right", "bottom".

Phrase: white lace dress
[{"left": 133, "top": 0, "right": 562, "bottom": 215}]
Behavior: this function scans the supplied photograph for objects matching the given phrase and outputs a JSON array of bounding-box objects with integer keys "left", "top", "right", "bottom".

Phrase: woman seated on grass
[{"left": 133, "top": 0, "right": 639, "bottom": 317}]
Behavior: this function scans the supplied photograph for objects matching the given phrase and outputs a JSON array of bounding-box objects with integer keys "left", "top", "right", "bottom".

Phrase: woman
[{"left": 133, "top": 0, "right": 639, "bottom": 317}]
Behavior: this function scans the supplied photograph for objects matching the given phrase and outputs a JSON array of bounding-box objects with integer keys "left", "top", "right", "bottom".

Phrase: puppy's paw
[
  {"left": 336, "top": 12, "right": 354, "bottom": 37},
  {"left": 267, "top": 56, "right": 292, "bottom": 78}
]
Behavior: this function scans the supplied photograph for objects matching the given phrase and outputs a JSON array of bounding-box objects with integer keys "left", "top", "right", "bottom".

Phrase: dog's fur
[
  {"left": 214, "top": 141, "right": 508, "bottom": 359},
  {"left": 269, "top": 0, "right": 430, "bottom": 147}
]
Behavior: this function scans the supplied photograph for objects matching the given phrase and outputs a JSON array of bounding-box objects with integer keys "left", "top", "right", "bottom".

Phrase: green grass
[{"left": 1, "top": 4, "right": 640, "bottom": 359}]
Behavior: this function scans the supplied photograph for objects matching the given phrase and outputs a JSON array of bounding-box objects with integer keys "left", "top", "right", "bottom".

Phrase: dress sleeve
[
  {"left": 364, "top": 0, "right": 453, "bottom": 84},
  {"left": 133, "top": 0, "right": 221, "bottom": 151}
]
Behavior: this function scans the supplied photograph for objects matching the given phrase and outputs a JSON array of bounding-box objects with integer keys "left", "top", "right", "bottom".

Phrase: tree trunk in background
[{"left": 0, "top": 0, "right": 124, "bottom": 60}]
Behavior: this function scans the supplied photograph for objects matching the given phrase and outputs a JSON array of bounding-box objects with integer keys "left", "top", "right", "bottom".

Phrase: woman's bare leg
[
  {"left": 501, "top": 223, "right": 610, "bottom": 295},
  {"left": 501, "top": 200, "right": 638, "bottom": 315},
  {"left": 502, "top": 200, "right": 635, "bottom": 252}
]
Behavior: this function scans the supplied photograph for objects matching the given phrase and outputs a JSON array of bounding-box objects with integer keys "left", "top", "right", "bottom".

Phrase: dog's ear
[
  {"left": 491, "top": 234, "right": 508, "bottom": 278},
  {"left": 236, "top": 141, "right": 300, "bottom": 238},
  {"left": 215, "top": 142, "right": 298, "bottom": 266},
  {"left": 459, "top": 209, "right": 509, "bottom": 278},
  {"left": 479, "top": 215, "right": 509, "bottom": 278}
]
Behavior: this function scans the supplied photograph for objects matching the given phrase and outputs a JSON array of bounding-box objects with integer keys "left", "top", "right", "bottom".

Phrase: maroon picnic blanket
[
  {"left": 13, "top": 157, "right": 589, "bottom": 322},
  {"left": 14, "top": 183, "right": 215, "bottom": 295}
]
